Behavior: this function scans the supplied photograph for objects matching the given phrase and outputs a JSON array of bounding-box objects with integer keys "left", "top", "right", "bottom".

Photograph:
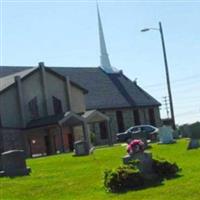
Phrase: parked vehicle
[{"left": 116, "top": 125, "right": 159, "bottom": 143}]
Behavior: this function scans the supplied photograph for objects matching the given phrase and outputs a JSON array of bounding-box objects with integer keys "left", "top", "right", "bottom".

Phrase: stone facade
[
  {"left": 122, "top": 109, "right": 135, "bottom": 130},
  {"left": 73, "top": 126, "right": 84, "bottom": 141},
  {"left": 154, "top": 107, "right": 162, "bottom": 127},
  {"left": 89, "top": 123, "right": 109, "bottom": 146},
  {"left": 0, "top": 128, "right": 26, "bottom": 153},
  {"left": 71, "top": 85, "right": 86, "bottom": 113},
  {"left": 91, "top": 107, "right": 161, "bottom": 145}
]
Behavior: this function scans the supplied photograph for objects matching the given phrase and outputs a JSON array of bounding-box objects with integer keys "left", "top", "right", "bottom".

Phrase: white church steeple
[{"left": 97, "top": 4, "right": 117, "bottom": 74}]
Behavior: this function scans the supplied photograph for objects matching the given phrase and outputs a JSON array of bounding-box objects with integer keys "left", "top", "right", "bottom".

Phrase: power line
[
  {"left": 143, "top": 74, "right": 200, "bottom": 88},
  {"left": 175, "top": 99, "right": 200, "bottom": 104},
  {"left": 149, "top": 84, "right": 200, "bottom": 96},
  {"left": 175, "top": 109, "right": 200, "bottom": 117},
  {"left": 145, "top": 80, "right": 200, "bottom": 92},
  {"left": 173, "top": 95, "right": 200, "bottom": 101},
  {"left": 176, "top": 112, "right": 200, "bottom": 118},
  {"left": 155, "top": 94, "right": 200, "bottom": 101},
  {"left": 175, "top": 104, "right": 200, "bottom": 110}
]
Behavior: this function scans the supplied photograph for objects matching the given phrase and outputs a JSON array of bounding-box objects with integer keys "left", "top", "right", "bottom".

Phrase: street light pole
[
  {"left": 141, "top": 22, "right": 176, "bottom": 129},
  {"left": 158, "top": 22, "right": 176, "bottom": 130}
]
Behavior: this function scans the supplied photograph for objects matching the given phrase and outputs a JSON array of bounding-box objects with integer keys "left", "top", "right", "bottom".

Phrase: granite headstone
[{"left": 0, "top": 150, "right": 31, "bottom": 177}]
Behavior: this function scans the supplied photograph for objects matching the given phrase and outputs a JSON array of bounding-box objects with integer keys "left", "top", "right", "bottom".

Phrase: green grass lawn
[{"left": 1, "top": 139, "right": 200, "bottom": 200}]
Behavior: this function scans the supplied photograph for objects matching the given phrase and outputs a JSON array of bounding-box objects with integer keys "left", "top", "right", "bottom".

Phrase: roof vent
[
  {"left": 119, "top": 70, "right": 123, "bottom": 74},
  {"left": 38, "top": 62, "right": 45, "bottom": 68},
  {"left": 133, "top": 78, "right": 138, "bottom": 85}
]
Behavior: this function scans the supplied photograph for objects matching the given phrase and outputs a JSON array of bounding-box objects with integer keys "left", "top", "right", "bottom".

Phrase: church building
[{"left": 0, "top": 6, "right": 161, "bottom": 157}]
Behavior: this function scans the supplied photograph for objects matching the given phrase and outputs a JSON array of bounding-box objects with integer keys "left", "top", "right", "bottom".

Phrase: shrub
[
  {"left": 104, "top": 165, "right": 144, "bottom": 192},
  {"left": 104, "top": 159, "right": 181, "bottom": 192},
  {"left": 152, "top": 159, "right": 180, "bottom": 178}
]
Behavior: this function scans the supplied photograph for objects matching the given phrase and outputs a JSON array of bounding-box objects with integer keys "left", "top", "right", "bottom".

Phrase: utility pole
[
  {"left": 163, "top": 96, "right": 170, "bottom": 118},
  {"left": 141, "top": 22, "right": 176, "bottom": 129},
  {"left": 159, "top": 22, "right": 176, "bottom": 129}
]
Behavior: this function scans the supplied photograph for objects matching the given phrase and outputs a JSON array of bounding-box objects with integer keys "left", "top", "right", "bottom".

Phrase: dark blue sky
[{"left": 1, "top": 0, "right": 200, "bottom": 124}]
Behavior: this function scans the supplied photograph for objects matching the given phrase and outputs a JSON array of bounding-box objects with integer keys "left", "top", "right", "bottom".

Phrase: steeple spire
[{"left": 97, "top": 4, "right": 115, "bottom": 73}]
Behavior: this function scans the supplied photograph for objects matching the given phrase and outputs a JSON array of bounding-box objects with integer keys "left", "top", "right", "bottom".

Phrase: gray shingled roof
[
  {"left": 0, "top": 68, "right": 36, "bottom": 91},
  {"left": 27, "top": 113, "right": 64, "bottom": 128},
  {"left": 0, "top": 66, "right": 161, "bottom": 109},
  {"left": 0, "top": 66, "right": 33, "bottom": 78}
]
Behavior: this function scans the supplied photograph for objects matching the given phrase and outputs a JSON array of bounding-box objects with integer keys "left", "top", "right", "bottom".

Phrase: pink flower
[{"left": 127, "top": 139, "right": 144, "bottom": 154}]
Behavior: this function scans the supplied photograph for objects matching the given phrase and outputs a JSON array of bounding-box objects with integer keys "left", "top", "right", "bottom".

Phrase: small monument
[
  {"left": 0, "top": 150, "right": 31, "bottom": 177},
  {"left": 190, "top": 122, "right": 200, "bottom": 139},
  {"left": 180, "top": 124, "right": 191, "bottom": 137},
  {"left": 187, "top": 122, "right": 200, "bottom": 150},
  {"left": 188, "top": 122, "right": 200, "bottom": 149},
  {"left": 74, "top": 140, "right": 87, "bottom": 156},
  {"left": 187, "top": 139, "right": 199, "bottom": 149},
  {"left": 158, "top": 125, "right": 174, "bottom": 144},
  {"left": 123, "top": 139, "right": 153, "bottom": 174}
]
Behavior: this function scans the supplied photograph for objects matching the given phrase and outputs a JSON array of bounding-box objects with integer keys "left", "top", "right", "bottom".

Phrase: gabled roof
[
  {"left": 0, "top": 68, "right": 36, "bottom": 91},
  {"left": 0, "top": 66, "right": 88, "bottom": 94},
  {"left": 0, "top": 66, "right": 161, "bottom": 109},
  {"left": 82, "top": 109, "right": 109, "bottom": 123}
]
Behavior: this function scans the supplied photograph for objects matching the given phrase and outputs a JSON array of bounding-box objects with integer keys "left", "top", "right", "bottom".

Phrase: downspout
[
  {"left": 15, "top": 76, "right": 26, "bottom": 128},
  {"left": 106, "top": 119, "right": 113, "bottom": 146},
  {"left": 65, "top": 76, "right": 72, "bottom": 111}
]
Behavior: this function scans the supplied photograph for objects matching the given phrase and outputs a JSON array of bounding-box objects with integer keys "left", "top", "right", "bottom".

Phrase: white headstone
[{"left": 159, "top": 126, "right": 174, "bottom": 144}]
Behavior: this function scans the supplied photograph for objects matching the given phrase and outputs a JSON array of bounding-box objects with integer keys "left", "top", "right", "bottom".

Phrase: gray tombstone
[
  {"left": 180, "top": 125, "right": 191, "bottom": 138},
  {"left": 74, "top": 140, "right": 88, "bottom": 156},
  {"left": 0, "top": 150, "right": 31, "bottom": 177},
  {"left": 190, "top": 122, "right": 200, "bottom": 139},
  {"left": 187, "top": 138, "right": 200, "bottom": 150},
  {"left": 123, "top": 152, "right": 153, "bottom": 174}
]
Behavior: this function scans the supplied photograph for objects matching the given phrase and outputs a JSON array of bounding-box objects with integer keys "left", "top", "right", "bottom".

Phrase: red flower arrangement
[{"left": 127, "top": 139, "right": 144, "bottom": 155}]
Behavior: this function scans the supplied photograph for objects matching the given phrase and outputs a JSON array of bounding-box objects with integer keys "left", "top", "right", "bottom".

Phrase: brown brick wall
[
  {"left": 0, "top": 126, "right": 73, "bottom": 157},
  {"left": 0, "top": 128, "right": 26, "bottom": 153}
]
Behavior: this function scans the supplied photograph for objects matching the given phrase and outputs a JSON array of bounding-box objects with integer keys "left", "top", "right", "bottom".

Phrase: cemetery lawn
[{"left": 1, "top": 139, "right": 200, "bottom": 200}]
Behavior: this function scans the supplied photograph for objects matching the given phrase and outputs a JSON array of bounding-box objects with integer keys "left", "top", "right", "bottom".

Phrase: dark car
[{"left": 116, "top": 125, "right": 158, "bottom": 143}]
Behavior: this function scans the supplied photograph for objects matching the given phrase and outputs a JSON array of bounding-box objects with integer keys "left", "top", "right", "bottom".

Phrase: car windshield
[
  {"left": 127, "top": 127, "right": 133, "bottom": 132},
  {"left": 128, "top": 127, "right": 140, "bottom": 132},
  {"left": 141, "top": 126, "right": 154, "bottom": 132}
]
